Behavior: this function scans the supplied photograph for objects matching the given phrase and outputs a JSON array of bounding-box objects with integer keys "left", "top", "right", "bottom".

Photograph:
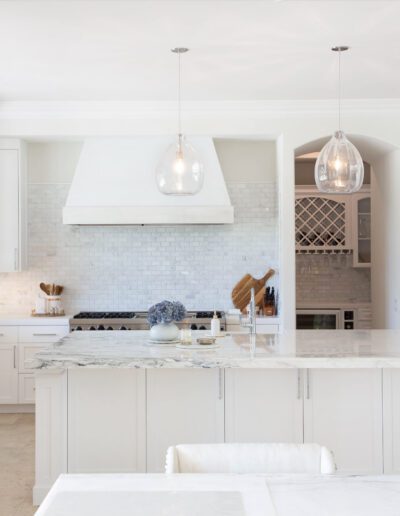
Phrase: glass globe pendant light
[
  {"left": 156, "top": 48, "right": 204, "bottom": 195},
  {"left": 315, "top": 46, "right": 364, "bottom": 194}
]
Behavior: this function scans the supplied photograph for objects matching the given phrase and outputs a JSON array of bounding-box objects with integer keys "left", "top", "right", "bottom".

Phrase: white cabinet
[
  {"left": 146, "top": 369, "right": 225, "bottom": 472},
  {"left": 19, "top": 325, "right": 69, "bottom": 343},
  {"left": 0, "top": 141, "right": 26, "bottom": 272},
  {"left": 352, "top": 193, "right": 371, "bottom": 267},
  {"left": 225, "top": 368, "right": 383, "bottom": 474},
  {"left": 225, "top": 369, "right": 303, "bottom": 443},
  {"left": 17, "top": 323, "right": 68, "bottom": 404},
  {"left": 19, "top": 374, "right": 35, "bottom": 404},
  {"left": 19, "top": 343, "right": 48, "bottom": 373},
  {"left": 295, "top": 189, "right": 352, "bottom": 252},
  {"left": 383, "top": 370, "right": 400, "bottom": 473},
  {"left": 68, "top": 369, "right": 146, "bottom": 473},
  {"left": 0, "top": 343, "right": 18, "bottom": 403},
  {"left": 304, "top": 369, "right": 383, "bottom": 474}
]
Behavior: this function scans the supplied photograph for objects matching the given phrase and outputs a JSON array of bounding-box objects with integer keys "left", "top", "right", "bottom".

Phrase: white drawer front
[
  {"left": 19, "top": 343, "right": 48, "bottom": 373},
  {"left": 0, "top": 326, "right": 18, "bottom": 343},
  {"left": 19, "top": 325, "right": 69, "bottom": 343},
  {"left": 19, "top": 374, "right": 35, "bottom": 404}
]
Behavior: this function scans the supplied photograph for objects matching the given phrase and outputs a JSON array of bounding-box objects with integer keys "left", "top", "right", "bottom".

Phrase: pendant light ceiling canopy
[
  {"left": 156, "top": 47, "right": 204, "bottom": 196},
  {"left": 315, "top": 46, "right": 364, "bottom": 194}
]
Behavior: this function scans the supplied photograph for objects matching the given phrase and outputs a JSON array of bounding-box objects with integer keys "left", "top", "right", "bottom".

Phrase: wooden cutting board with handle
[{"left": 232, "top": 268, "right": 275, "bottom": 313}]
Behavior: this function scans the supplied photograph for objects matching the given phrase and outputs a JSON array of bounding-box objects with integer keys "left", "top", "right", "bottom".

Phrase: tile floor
[{"left": 0, "top": 413, "right": 36, "bottom": 516}]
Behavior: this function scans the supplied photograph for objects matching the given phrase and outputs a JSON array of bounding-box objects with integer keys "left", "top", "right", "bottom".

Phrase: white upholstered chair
[{"left": 165, "top": 443, "right": 336, "bottom": 475}]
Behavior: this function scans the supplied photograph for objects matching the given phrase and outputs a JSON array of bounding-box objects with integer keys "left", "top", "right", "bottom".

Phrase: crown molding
[{"left": 1, "top": 99, "right": 400, "bottom": 119}]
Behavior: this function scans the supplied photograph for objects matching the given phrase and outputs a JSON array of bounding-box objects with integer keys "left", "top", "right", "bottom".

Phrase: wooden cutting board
[{"left": 232, "top": 268, "right": 275, "bottom": 313}]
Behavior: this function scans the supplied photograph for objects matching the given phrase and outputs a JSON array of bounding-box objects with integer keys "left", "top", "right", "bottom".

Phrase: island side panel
[{"left": 33, "top": 370, "right": 68, "bottom": 505}]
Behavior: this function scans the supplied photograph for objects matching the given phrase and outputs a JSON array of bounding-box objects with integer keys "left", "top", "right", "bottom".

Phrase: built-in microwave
[{"left": 296, "top": 309, "right": 356, "bottom": 330}]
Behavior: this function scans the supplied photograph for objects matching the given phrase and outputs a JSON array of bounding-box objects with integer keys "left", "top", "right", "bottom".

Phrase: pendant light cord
[
  {"left": 338, "top": 48, "right": 342, "bottom": 131},
  {"left": 178, "top": 50, "right": 182, "bottom": 140}
]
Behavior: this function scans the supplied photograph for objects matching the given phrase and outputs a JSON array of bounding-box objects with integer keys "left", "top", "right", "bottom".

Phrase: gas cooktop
[
  {"left": 73, "top": 312, "right": 136, "bottom": 319},
  {"left": 70, "top": 311, "right": 226, "bottom": 332}
]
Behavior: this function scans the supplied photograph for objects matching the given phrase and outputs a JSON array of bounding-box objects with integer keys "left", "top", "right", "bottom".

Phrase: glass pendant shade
[
  {"left": 156, "top": 135, "right": 204, "bottom": 195},
  {"left": 314, "top": 130, "right": 364, "bottom": 194}
]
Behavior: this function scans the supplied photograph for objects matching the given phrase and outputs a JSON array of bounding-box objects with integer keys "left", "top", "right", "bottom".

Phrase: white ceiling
[{"left": 1, "top": 1, "right": 400, "bottom": 101}]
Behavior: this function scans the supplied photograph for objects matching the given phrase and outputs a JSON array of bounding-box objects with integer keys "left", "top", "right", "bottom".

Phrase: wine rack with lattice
[{"left": 295, "top": 196, "right": 350, "bottom": 252}]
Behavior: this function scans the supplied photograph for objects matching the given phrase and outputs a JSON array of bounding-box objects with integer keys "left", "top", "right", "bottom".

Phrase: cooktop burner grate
[{"left": 73, "top": 312, "right": 136, "bottom": 319}]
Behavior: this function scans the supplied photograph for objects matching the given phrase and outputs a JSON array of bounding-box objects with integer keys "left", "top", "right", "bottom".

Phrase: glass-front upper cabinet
[{"left": 352, "top": 193, "right": 371, "bottom": 267}]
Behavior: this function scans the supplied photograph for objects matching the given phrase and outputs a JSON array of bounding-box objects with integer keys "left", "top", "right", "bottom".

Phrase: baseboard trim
[
  {"left": 33, "top": 485, "right": 50, "bottom": 506},
  {"left": 0, "top": 404, "right": 35, "bottom": 414}
]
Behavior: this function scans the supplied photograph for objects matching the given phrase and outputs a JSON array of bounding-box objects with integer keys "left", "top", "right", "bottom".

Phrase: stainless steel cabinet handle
[
  {"left": 297, "top": 370, "right": 301, "bottom": 399},
  {"left": 33, "top": 333, "right": 57, "bottom": 337},
  {"left": 14, "top": 248, "right": 18, "bottom": 271},
  {"left": 218, "top": 369, "right": 224, "bottom": 400},
  {"left": 306, "top": 369, "right": 310, "bottom": 399},
  {"left": 13, "top": 345, "right": 16, "bottom": 369}
]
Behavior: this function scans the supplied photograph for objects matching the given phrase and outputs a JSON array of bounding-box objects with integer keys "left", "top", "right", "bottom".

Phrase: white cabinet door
[
  {"left": 304, "top": 369, "right": 383, "bottom": 474},
  {"left": 383, "top": 370, "right": 400, "bottom": 473},
  {"left": 0, "top": 150, "right": 19, "bottom": 272},
  {"left": 19, "top": 342, "right": 47, "bottom": 373},
  {"left": 225, "top": 369, "right": 303, "bottom": 443},
  {"left": 352, "top": 193, "right": 371, "bottom": 268},
  {"left": 146, "top": 369, "right": 225, "bottom": 472},
  {"left": 68, "top": 369, "right": 146, "bottom": 473},
  {"left": 19, "top": 374, "right": 35, "bottom": 404},
  {"left": 0, "top": 343, "right": 18, "bottom": 403}
]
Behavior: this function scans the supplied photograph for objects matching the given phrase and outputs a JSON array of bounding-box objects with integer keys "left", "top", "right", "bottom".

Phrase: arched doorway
[{"left": 293, "top": 134, "right": 398, "bottom": 329}]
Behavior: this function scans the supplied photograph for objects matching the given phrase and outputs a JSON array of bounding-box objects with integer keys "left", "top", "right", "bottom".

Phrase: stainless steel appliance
[
  {"left": 296, "top": 309, "right": 356, "bottom": 330},
  {"left": 70, "top": 311, "right": 226, "bottom": 332}
]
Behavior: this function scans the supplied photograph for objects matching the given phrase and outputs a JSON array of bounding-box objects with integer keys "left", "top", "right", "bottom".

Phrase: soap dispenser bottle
[{"left": 211, "top": 311, "right": 221, "bottom": 336}]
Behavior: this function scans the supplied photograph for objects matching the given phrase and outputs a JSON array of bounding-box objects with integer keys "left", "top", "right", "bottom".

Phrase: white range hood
[{"left": 63, "top": 138, "right": 234, "bottom": 225}]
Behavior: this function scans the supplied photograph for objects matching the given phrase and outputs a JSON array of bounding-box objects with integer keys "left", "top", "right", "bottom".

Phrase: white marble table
[{"left": 35, "top": 474, "right": 400, "bottom": 516}]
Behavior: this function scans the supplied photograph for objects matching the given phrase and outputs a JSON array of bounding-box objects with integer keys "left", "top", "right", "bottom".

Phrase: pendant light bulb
[
  {"left": 315, "top": 46, "right": 364, "bottom": 194},
  {"left": 156, "top": 48, "right": 204, "bottom": 195}
]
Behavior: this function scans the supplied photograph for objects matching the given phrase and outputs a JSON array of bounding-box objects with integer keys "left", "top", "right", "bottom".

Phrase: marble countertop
[
  {"left": 32, "top": 329, "right": 400, "bottom": 370},
  {"left": 35, "top": 473, "right": 400, "bottom": 516}
]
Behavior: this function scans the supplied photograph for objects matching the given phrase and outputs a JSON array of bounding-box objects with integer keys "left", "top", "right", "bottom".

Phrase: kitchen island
[{"left": 32, "top": 330, "right": 400, "bottom": 504}]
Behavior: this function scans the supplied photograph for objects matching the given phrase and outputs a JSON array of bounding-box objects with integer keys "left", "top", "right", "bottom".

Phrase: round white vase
[{"left": 150, "top": 322, "right": 179, "bottom": 341}]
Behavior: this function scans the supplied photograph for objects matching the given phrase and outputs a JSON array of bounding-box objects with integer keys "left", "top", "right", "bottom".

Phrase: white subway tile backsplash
[
  {"left": 0, "top": 182, "right": 278, "bottom": 314},
  {"left": 296, "top": 254, "right": 371, "bottom": 304}
]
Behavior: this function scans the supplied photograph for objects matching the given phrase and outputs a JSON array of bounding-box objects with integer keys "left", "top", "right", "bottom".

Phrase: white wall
[
  {"left": 214, "top": 139, "right": 276, "bottom": 183},
  {"left": 372, "top": 150, "right": 400, "bottom": 328},
  {"left": 28, "top": 142, "right": 82, "bottom": 183}
]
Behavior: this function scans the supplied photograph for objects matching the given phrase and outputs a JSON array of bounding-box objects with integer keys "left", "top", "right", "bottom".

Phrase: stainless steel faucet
[{"left": 240, "top": 287, "right": 257, "bottom": 335}]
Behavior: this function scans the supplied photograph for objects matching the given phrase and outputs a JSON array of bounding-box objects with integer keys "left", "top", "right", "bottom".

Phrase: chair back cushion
[{"left": 165, "top": 443, "right": 335, "bottom": 474}]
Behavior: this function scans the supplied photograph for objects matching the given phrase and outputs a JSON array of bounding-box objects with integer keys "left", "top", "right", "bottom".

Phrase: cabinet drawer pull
[
  {"left": 33, "top": 333, "right": 58, "bottom": 337},
  {"left": 306, "top": 369, "right": 310, "bottom": 399},
  {"left": 14, "top": 248, "right": 18, "bottom": 271},
  {"left": 13, "top": 345, "right": 16, "bottom": 369},
  {"left": 218, "top": 369, "right": 224, "bottom": 400},
  {"left": 297, "top": 370, "right": 301, "bottom": 399}
]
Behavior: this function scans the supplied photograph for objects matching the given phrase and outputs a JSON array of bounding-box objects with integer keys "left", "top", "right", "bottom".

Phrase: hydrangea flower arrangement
[{"left": 147, "top": 300, "right": 186, "bottom": 327}]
